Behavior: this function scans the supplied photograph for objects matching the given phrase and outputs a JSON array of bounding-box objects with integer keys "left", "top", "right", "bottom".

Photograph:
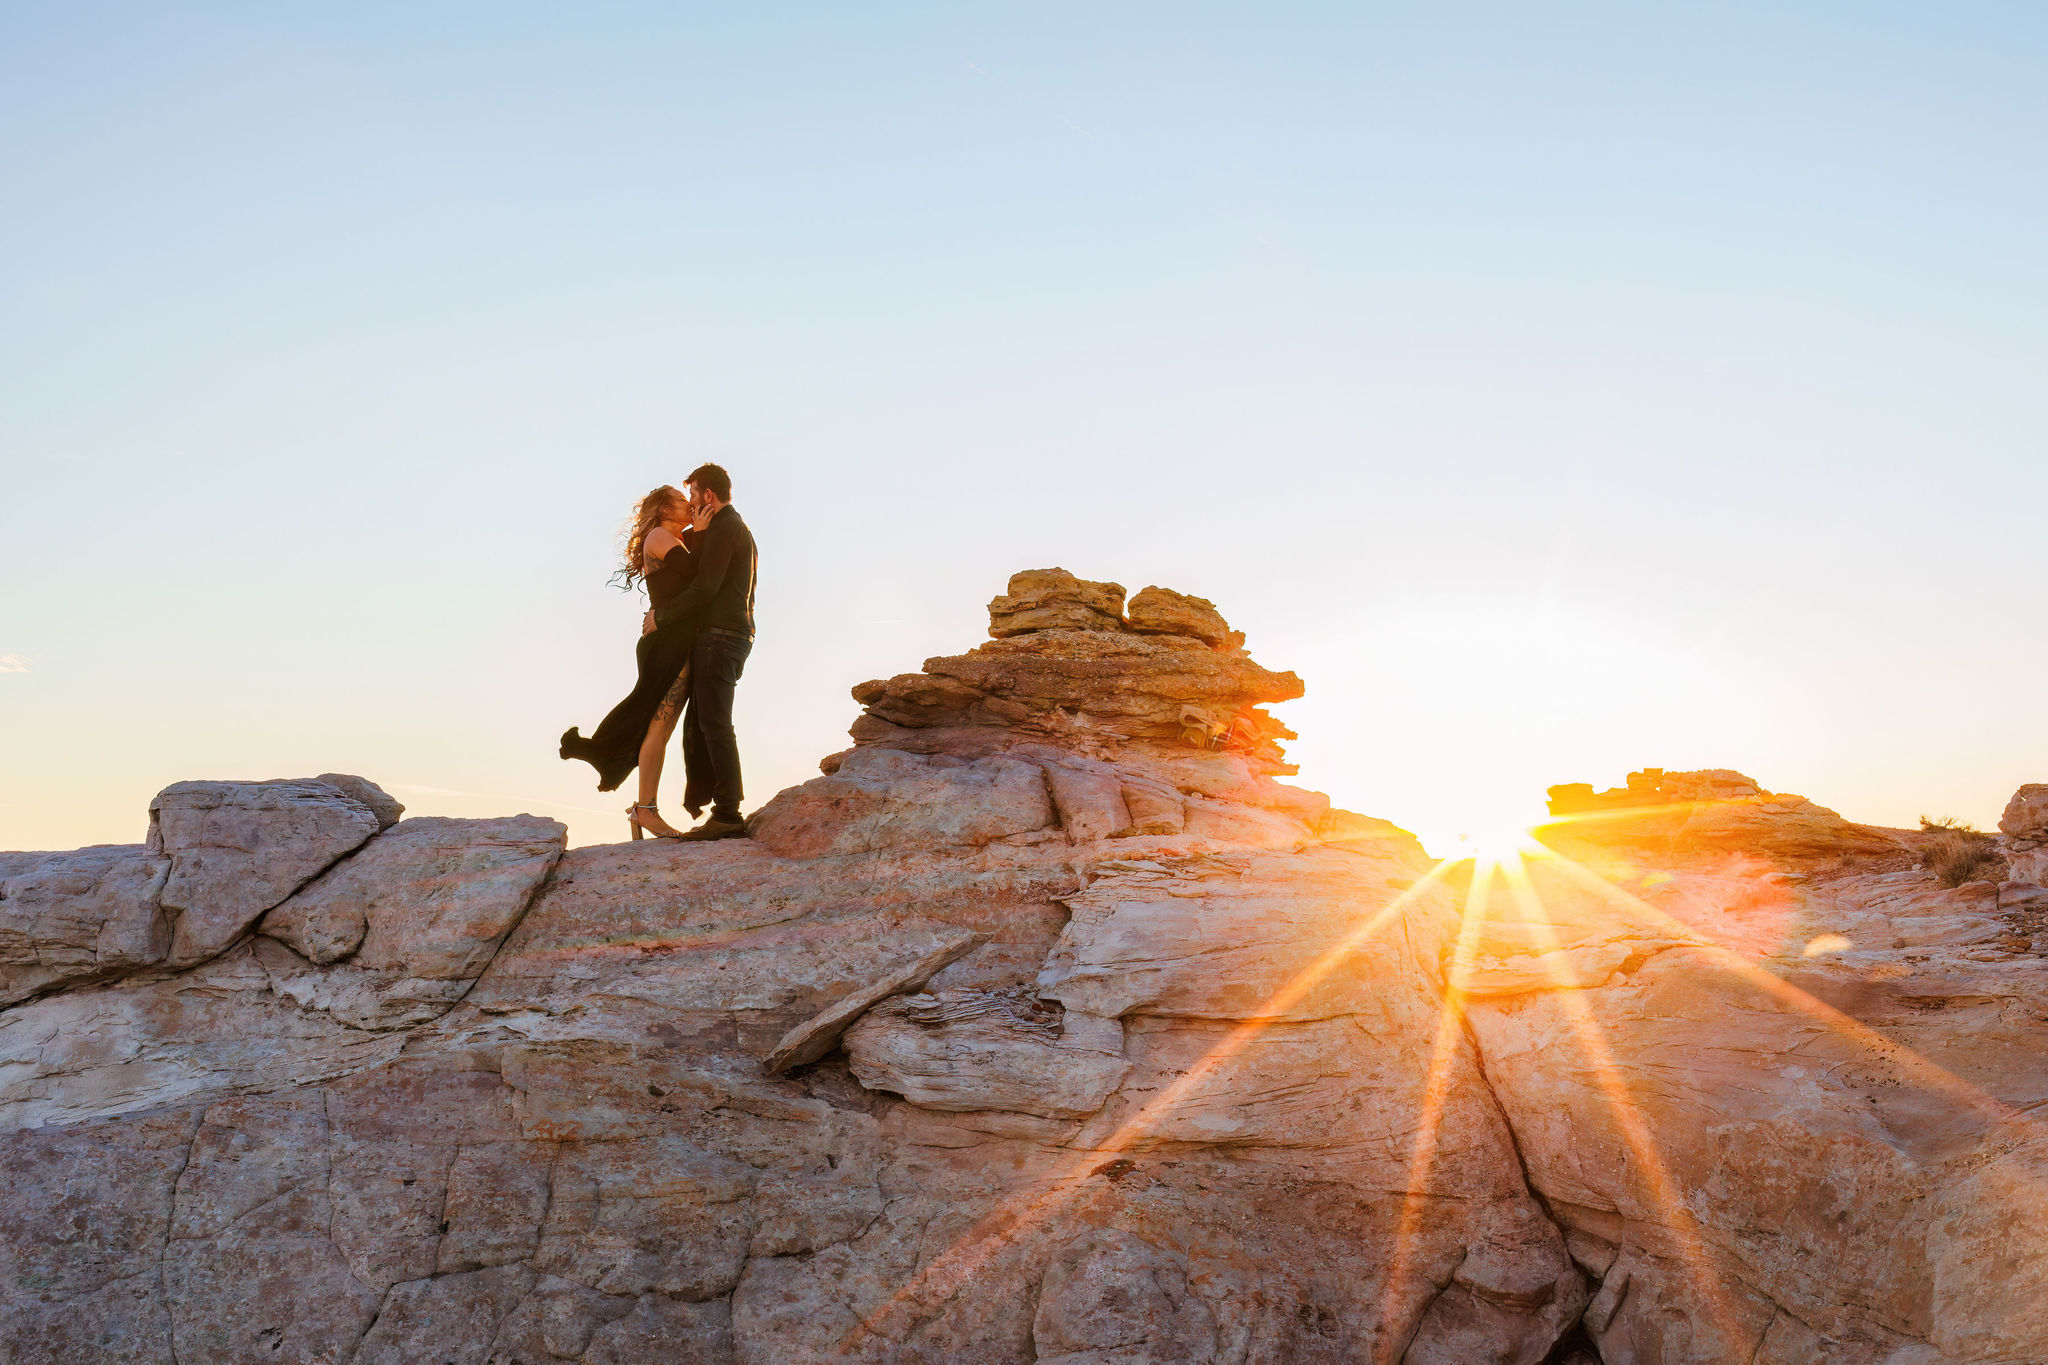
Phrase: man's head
[{"left": 685, "top": 462, "right": 732, "bottom": 515}]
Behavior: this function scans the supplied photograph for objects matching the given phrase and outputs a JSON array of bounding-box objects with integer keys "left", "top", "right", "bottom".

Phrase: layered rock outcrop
[{"left": 3, "top": 577, "right": 2046, "bottom": 1364}]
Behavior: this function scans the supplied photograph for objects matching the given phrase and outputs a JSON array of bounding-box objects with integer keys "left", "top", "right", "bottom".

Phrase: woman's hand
[
  {"left": 642, "top": 610, "right": 657, "bottom": 636},
  {"left": 690, "top": 499, "right": 718, "bottom": 533}
]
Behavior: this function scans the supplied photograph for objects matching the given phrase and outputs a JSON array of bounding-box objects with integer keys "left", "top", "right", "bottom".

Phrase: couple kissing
[{"left": 559, "top": 462, "right": 758, "bottom": 842}]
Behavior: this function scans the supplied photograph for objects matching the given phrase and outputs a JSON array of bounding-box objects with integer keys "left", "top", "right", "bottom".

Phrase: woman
[{"left": 559, "top": 485, "right": 713, "bottom": 839}]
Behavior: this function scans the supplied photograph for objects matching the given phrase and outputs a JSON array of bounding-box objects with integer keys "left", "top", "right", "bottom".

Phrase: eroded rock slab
[
  {"left": 0, "top": 942, "right": 409, "bottom": 1132},
  {"left": 150, "top": 778, "right": 387, "bottom": 967},
  {"left": 844, "top": 990, "right": 1130, "bottom": 1119},
  {"left": 0, "top": 844, "right": 170, "bottom": 1005},
  {"left": 761, "top": 925, "right": 987, "bottom": 1074},
  {"left": 255, "top": 814, "right": 566, "bottom": 1029}
]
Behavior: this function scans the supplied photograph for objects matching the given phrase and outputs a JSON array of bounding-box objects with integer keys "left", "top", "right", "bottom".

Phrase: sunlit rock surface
[
  {"left": 1450, "top": 769, "right": 2048, "bottom": 1363},
  {"left": 2, "top": 591, "right": 2045, "bottom": 1363}
]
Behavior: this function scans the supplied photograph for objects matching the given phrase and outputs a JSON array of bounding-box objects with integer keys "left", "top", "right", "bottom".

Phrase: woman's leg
[{"left": 631, "top": 664, "right": 691, "bottom": 837}]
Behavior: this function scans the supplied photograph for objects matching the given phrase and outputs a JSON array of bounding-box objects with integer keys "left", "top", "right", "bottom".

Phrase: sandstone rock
[
  {"left": 845, "top": 575, "right": 1303, "bottom": 782},
  {"left": 1041, "top": 759, "right": 1133, "bottom": 841},
  {"left": 31, "top": 577, "right": 2034, "bottom": 1362},
  {"left": 747, "top": 748, "right": 1053, "bottom": 858},
  {"left": 1460, "top": 844, "right": 2048, "bottom": 1363},
  {"left": 987, "top": 567, "right": 1127, "bottom": 637},
  {"left": 844, "top": 990, "right": 1129, "bottom": 1119},
  {"left": 0, "top": 771, "right": 1577, "bottom": 1365},
  {"left": 462, "top": 838, "right": 1079, "bottom": 1028},
  {"left": 2000, "top": 784, "right": 2048, "bottom": 887},
  {"left": 262, "top": 815, "right": 562, "bottom": 972},
  {"left": 2009, "top": 848, "right": 2048, "bottom": 888},
  {"left": 0, "top": 1108, "right": 197, "bottom": 1363},
  {"left": 163, "top": 1091, "right": 383, "bottom": 1362},
  {"left": 1120, "top": 779, "right": 1186, "bottom": 835},
  {"left": 1032, "top": 1229, "right": 1218, "bottom": 1364},
  {"left": 0, "top": 844, "right": 169, "bottom": 1005},
  {"left": 1038, "top": 849, "right": 1405, "bottom": 1021},
  {"left": 760, "top": 923, "right": 987, "bottom": 1073},
  {"left": 248, "top": 814, "right": 564, "bottom": 1032},
  {"left": 0, "top": 941, "right": 409, "bottom": 1132},
  {"left": 314, "top": 771, "right": 406, "bottom": 828},
  {"left": 353, "top": 1265, "right": 536, "bottom": 1363},
  {"left": 1125, "top": 584, "right": 1230, "bottom": 647},
  {"left": 1998, "top": 783, "right": 2048, "bottom": 839},
  {"left": 1544, "top": 767, "right": 1899, "bottom": 864},
  {"left": 150, "top": 778, "right": 384, "bottom": 967},
  {"left": 583, "top": 1295, "right": 735, "bottom": 1363},
  {"left": 922, "top": 630, "right": 1304, "bottom": 762},
  {"left": 1181, "top": 793, "right": 1310, "bottom": 847}
]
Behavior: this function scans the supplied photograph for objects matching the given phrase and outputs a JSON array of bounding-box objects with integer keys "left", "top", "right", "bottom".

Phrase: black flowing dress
[{"left": 558, "top": 545, "right": 698, "bottom": 793}]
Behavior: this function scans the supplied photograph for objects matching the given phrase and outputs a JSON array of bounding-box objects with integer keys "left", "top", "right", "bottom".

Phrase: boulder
[
  {"left": 150, "top": 779, "right": 384, "bottom": 967},
  {"left": 1998, "top": 784, "right": 2048, "bottom": 839},
  {"left": 987, "top": 567, "right": 1127, "bottom": 637},
  {"left": 1125, "top": 585, "right": 1231, "bottom": 647},
  {"left": 840, "top": 575, "right": 1303, "bottom": 778},
  {"left": 2001, "top": 783, "right": 2048, "bottom": 886},
  {"left": 0, "top": 845, "right": 170, "bottom": 1005},
  {"left": 313, "top": 772, "right": 405, "bottom": 829}
]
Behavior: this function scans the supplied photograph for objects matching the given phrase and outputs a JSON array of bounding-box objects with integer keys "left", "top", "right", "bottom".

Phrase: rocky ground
[{"left": 3, "top": 568, "right": 2045, "bottom": 1364}]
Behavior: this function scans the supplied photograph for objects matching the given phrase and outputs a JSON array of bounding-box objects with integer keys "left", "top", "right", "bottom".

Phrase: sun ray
[
  {"left": 836, "top": 853, "right": 1463, "bottom": 1355},
  {"left": 1376, "top": 849, "right": 1499, "bottom": 1361},
  {"left": 1530, "top": 844, "right": 2047, "bottom": 1136},
  {"left": 1492, "top": 848, "right": 1747, "bottom": 1346}
]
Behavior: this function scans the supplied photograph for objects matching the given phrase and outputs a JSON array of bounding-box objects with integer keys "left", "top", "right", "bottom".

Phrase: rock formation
[
  {"left": 2, "top": 571, "right": 2045, "bottom": 1364},
  {"left": 1458, "top": 770, "right": 2048, "bottom": 1362}
]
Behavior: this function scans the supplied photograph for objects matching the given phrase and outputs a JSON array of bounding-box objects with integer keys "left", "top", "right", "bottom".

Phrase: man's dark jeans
[{"left": 682, "top": 628, "right": 752, "bottom": 823}]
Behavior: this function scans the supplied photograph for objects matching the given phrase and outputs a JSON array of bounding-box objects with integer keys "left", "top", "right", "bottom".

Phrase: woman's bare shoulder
[{"left": 644, "top": 526, "right": 683, "bottom": 564}]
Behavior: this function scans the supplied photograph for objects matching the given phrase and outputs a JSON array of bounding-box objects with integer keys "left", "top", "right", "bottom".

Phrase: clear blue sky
[{"left": 5, "top": 2, "right": 2045, "bottom": 854}]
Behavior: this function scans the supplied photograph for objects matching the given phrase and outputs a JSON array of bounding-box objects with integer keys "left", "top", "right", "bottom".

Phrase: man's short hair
[{"left": 685, "top": 463, "right": 732, "bottom": 502}]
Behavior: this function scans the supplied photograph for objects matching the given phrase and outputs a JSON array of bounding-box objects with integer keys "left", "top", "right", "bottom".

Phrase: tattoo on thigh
[{"left": 655, "top": 664, "right": 691, "bottom": 726}]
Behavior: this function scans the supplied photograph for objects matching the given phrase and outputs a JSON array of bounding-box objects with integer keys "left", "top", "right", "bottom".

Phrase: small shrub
[{"left": 1917, "top": 816, "right": 2004, "bottom": 888}]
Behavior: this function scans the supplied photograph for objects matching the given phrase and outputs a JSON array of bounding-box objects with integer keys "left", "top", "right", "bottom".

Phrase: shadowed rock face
[{"left": 1, "top": 582, "right": 2045, "bottom": 1364}]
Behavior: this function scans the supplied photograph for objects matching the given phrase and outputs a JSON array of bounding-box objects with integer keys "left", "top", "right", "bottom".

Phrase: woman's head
[{"left": 615, "top": 484, "right": 688, "bottom": 589}]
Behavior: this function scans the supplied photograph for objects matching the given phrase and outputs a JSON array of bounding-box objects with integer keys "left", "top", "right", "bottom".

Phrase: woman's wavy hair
[{"left": 613, "top": 485, "right": 686, "bottom": 590}]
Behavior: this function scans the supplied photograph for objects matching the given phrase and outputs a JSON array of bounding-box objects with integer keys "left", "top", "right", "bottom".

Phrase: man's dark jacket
[{"left": 654, "top": 505, "right": 756, "bottom": 636}]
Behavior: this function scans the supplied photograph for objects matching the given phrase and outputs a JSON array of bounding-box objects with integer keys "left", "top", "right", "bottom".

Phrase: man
[{"left": 652, "top": 462, "right": 757, "bottom": 840}]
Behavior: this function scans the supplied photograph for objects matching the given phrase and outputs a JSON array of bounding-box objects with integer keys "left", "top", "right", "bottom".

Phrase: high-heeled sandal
[{"left": 626, "top": 802, "right": 682, "bottom": 841}]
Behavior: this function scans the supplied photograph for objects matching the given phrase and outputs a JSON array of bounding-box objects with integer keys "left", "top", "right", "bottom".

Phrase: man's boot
[{"left": 678, "top": 813, "right": 747, "bottom": 841}]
